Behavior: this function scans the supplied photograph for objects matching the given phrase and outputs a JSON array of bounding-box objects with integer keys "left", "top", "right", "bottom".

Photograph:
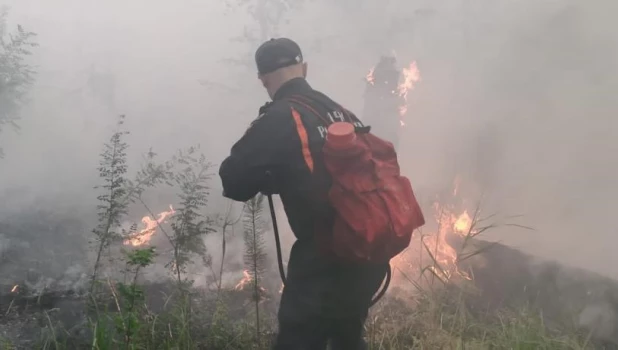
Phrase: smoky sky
[{"left": 1, "top": 0, "right": 617, "bottom": 278}]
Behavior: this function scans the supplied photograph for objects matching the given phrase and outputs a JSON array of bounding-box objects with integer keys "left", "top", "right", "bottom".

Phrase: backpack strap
[
  {"left": 283, "top": 95, "right": 359, "bottom": 174},
  {"left": 284, "top": 102, "right": 315, "bottom": 173},
  {"left": 281, "top": 97, "right": 326, "bottom": 174},
  {"left": 286, "top": 94, "right": 355, "bottom": 125},
  {"left": 304, "top": 91, "right": 357, "bottom": 123},
  {"left": 286, "top": 96, "right": 331, "bottom": 126},
  {"left": 288, "top": 95, "right": 372, "bottom": 135}
]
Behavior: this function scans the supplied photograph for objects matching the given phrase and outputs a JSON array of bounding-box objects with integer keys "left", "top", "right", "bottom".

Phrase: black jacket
[{"left": 219, "top": 78, "right": 363, "bottom": 241}]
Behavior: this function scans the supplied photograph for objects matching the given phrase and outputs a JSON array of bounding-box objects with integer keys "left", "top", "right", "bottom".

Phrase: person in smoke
[
  {"left": 219, "top": 38, "right": 388, "bottom": 349},
  {"left": 362, "top": 55, "right": 403, "bottom": 150}
]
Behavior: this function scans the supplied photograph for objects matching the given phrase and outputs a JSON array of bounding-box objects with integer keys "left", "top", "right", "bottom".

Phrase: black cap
[{"left": 255, "top": 38, "right": 303, "bottom": 75}]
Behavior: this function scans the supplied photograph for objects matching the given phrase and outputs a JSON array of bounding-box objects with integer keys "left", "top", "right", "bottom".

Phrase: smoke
[
  {"left": 579, "top": 303, "right": 617, "bottom": 342},
  {"left": 0, "top": 0, "right": 617, "bottom": 296},
  {"left": 391, "top": 0, "right": 618, "bottom": 278},
  {"left": 429, "top": 0, "right": 618, "bottom": 278}
]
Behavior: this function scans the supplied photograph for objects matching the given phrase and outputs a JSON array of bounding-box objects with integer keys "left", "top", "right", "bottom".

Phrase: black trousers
[{"left": 273, "top": 239, "right": 388, "bottom": 350}]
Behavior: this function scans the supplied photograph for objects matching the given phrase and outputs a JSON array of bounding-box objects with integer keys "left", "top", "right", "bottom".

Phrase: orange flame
[
  {"left": 420, "top": 204, "right": 475, "bottom": 281},
  {"left": 123, "top": 205, "right": 176, "bottom": 246},
  {"left": 389, "top": 180, "right": 476, "bottom": 287},
  {"left": 234, "top": 270, "right": 252, "bottom": 290},
  {"left": 234, "top": 269, "right": 267, "bottom": 293},
  {"left": 365, "top": 67, "right": 375, "bottom": 85},
  {"left": 397, "top": 61, "right": 421, "bottom": 125},
  {"left": 364, "top": 60, "right": 420, "bottom": 127},
  {"left": 453, "top": 211, "right": 472, "bottom": 234},
  {"left": 397, "top": 61, "right": 420, "bottom": 100}
]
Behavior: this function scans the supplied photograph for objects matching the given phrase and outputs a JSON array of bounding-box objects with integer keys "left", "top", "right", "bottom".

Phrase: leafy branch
[
  {"left": 166, "top": 151, "right": 216, "bottom": 290},
  {"left": 90, "top": 116, "right": 188, "bottom": 294},
  {"left": 113, "top": 247, "right": 156, "bottom": 348}
]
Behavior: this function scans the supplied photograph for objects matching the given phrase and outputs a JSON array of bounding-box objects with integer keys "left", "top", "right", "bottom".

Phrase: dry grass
[
  {"left": 1, "top": 199, "right": 600, "bottom": 349},
  {"left": 0, "top": 269, "right": 597, "bottom": 349},
  {"left": 365, "top": 287, "right": 591, "bottom": 350}
]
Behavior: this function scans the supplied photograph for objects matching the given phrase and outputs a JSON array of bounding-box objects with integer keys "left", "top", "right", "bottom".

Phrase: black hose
[
  {"left": 266, "top": 194, "right": 390, "bottom": 306},
  {"left": 267, "top": 193, "right": 287, "bottom": 284},
  {"left": 370, "top": 264, "right": 391, "bottom": 306}
]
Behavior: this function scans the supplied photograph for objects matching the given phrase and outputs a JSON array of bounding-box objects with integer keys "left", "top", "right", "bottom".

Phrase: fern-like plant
[
  {"left": 243, "top": 193, "right": 268, "bottom": 342},
  {"left": 213, "top": 200, "right": 243, "bottom": 295}
]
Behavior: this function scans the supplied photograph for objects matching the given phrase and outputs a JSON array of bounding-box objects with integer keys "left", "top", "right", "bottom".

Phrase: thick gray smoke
[{"left": 1, "top": 0, "right": 617, "bottom": 289}]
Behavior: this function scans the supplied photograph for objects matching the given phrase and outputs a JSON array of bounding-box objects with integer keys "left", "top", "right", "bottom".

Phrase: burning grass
[
  {"left": 0, "top": 115, "right": 611, "bottom": 349},
  {"left": 0, "top": 194, "right": 603, "bottom": 349},
  {"left": 0, "top": 176, "right": 604, "bottom": 349}
]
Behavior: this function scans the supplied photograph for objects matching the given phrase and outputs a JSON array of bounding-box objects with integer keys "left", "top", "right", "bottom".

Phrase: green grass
[{"left": 2, "top": 282, "right": 595, "bottom": 350}]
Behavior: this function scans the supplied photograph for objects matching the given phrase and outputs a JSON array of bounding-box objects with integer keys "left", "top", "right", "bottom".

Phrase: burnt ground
[
  {"left": 0, "top": 208, "right": 283, "bottom": 349},
  {"left": 0, "top": 285, "right": 86, "bottom": 348},
  {"left": 0, "top": 209, "right": 91, "bottom": 348},
  {"left": 1, "top": 209, "right": 618, "bottom": 348}
]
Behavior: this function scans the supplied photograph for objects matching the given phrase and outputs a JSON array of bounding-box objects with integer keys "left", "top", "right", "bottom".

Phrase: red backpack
[{"left": 287, "top": 96, "right": 426, "bottom": 263}]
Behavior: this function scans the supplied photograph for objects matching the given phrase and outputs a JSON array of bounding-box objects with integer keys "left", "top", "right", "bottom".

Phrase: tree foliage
[
  {"left": 0, "top": 7, "right": 37, "bottom": 157},
  {"left": 88, "top": 118, "right": 217, "bottom": 348},
  {"left": 221, "top": 0, "right": 311, "bottom": 69},
  {"left": 90, "top": 115, "right": 188, "bottom": 293},
  {"left": 91, "top": 115, "right": 131, "bottom": 292}
]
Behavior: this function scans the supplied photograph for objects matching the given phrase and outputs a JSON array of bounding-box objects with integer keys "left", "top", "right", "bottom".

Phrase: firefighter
[
  {"left": 362, "top": 55, "right": 403, "bottom": 150},
  {"left": 219, "top": 38, "right": 388, "bottom": 350}
]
